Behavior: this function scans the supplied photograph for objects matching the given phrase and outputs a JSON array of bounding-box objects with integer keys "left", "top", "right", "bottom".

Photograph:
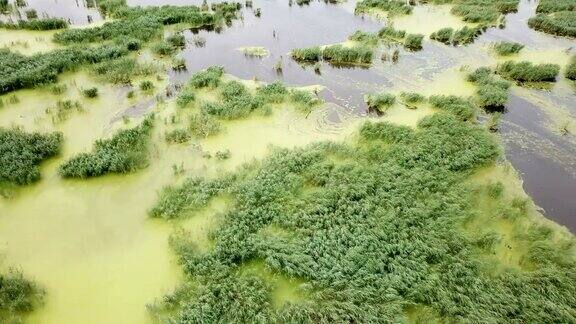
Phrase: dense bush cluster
[
  {"left": 291, "top": 45, "right": 373, "bottom": 65},
  {"left": 403, "top": 34, "right": 423, "bottom": 51},
  {"left": 355, "top": 0, "right": 413, "bottom": 16},
  {"left": 430, "top": 26, "right": 484, "bottom": 46},
  {"left": 566, "top": 55, "right": 576, "bottom": 80},
  {"left": 0, "top": 127, "right": 62, "bottom": 185},
  {"left": 528, "top": 0, "right": 576, "bottom": 37},
  {"left": 492, "top": 41, "right": 524, "bottom": 55},
  {"left": 0, "top": 45, "right": 128, "bottom": 93},
  {"left": 0, "top": 18, "right": 68, "bottom": 30},
  {"left": 467, "top": 67, "right": 511, "bottom": 109},
  {"left": 58, "top": 116, "right": 153, "bottom": 178},
  {"left": 497, "top": 61, "right": 560, "bottom": 83},
  {"left": 0, "top": 271, "right": 44, "bottom": 322},
  {"left": 53, "top": 1, "right": 239, "bottom": 45},
  {"left": 149, "top": 94, "right": 576, "bottom": 322}
]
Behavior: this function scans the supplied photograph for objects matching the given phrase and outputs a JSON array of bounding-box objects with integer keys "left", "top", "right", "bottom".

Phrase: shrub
[
  {"left": 566, "top": 56, "right": 576, "bottom": 80},
  {"left": 322, "top": 45, "right": 373, "bottom": 64},
  {"left": 492, "top": 41, "right": 524, "bottom": 55},
  {"left": 139, "top": 80, "right": 154, "bottom": 91},
  {"left": 497, "top": 61, "right": 560, "bottom": 82},
  {"left": 290, "top": 47, "right": 322, "bottom": 62},
  {"left": 152, "top": 40, "right": 176, "bottom": 56},
  {"left": 365, "top": 92, "right": 395, "bottom": 112},
  {"left": 430, "top": 27, "right": 454, "bottom": 44},
  {"left": 404, "top": 34, "right": 424, "bottom": 51},
  {"left": 0, "top": 271, "right": 44, "bottom": 322},
  {"left": 58, "top": 116, "right": 153, "bottom": 178},
  {"left": 167, "top": 33, "right": 186, "bottom": 48},
  {"left": 189, "top": 66, "right": 224, "bottom": 88},
  {"left": 359, "top": 121, "right": 413, "bottom": 142},
  {"left": 355, "top": 0, "right": 413, "bottom": 16},
  {"left": 82, "top": 87, "right": 99, "bottom": 98},
  {"left": 165, "top": 128, "right": 191, "bottom": 143},
  {"left": 528, "top": 11, "right": 576, "bottom": 37},
  {"left": 25, "top": 9, "right": 38, "bottom": 19},
  {"left": 0, "top": 127, "right": 62, "bottom": 185},
  {"left": 257, "top": 82, "right": 288, "bottom": 103},
  {"left": 176, "top": 91, "right": 195, "bottom": 108}
]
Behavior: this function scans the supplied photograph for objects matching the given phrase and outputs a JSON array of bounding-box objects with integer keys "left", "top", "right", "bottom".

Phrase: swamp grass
[
  {"left": 496, "top": 61, "right": 560, "bottom": 83},
  {"left": 492, "top": 41, "right": 524, "bottom": 56},
  {"left": 566, "top": 55, "right": 576, "bottom": 80},
  {"left": 0, "top": 18, "right": 68, "bottom": 30},
  {"left": 0, "top": 270, "right": 44, "bottom": 322},
  {"left": 58, "top": 116, "right": 154, "bottom": 178},
  {"left": 355, "top": 0, "right": 413, "bottom": 16},
  {"left": 528, "top": 10, "right": 576, "bottom": 38},
  {"left": 430, "top": 26, "right": 485, "bottom": 46},
  {"left": 149, "top": 91, "right": 576, "bottom": 322},
  {"left": 365, "top": 92, "right": 395, "bottom": 113},
  {"left": 91, "top": 57, "right": 159, "bottom": 84},
  {"left": 0, "top": 127, "right": 62, "bottom": 185},
  {"left": 467, "top": 67, "right": 511, "bottom": 109}
]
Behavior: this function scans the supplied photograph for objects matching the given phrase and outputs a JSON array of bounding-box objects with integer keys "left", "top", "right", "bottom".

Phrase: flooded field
[{"left": 0, "top": 0, "right": 575, "bottom": 322}]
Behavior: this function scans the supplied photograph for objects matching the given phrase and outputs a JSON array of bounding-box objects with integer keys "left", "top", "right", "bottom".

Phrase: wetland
[{"left": 0, "top": 0, "right": 575, "bottom": 322}]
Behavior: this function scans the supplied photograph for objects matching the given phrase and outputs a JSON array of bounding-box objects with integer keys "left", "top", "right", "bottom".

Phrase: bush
[
  {"left": 189, "top": 66, "right": 224, "bottom": 88},
  {"left": 167, "top": 33, "right": 186, "bottom": 48},
  {"left": 152, "top": 40, "right": 176, "bottom": 56},
  {"left": 492, "top": 41, "right": 524, "bottom": 55},
  {"left": 0, "top": 271, "right": 44, "bottom": 322},
  {"left": 176, "top": 91, "right": 195, "bottom": 108},
  {"left": 165, "top": 128, "right": 191, "bottom": 143},
  {"left": 0, "top": 128, "right": 62, "bottom": 185},
  {"left": 430, "top": 27, "right": 454, "bottom": 44},
  {"left": 404, "top": 34, "right": 424, "bottom": 51},
  {"left": 348, "top": 30, "right": 380, "bottom": 46},
  {"left": 82, "top": 87, "right": 99, "bottom": 98},
  {"left": 58, "top": 116, "right": 153, "bottom": 178},
  {"left": 189, "top": 113, "right": 221, "bottom": 138},
  {"left": 25, "top": 9, "right": 37, "bottom": 19},
  {"left": 355, "top": 0, "right": 413, "bottom": 16},
  {"left": 497, "top": 61, "right": 560, "bottom": 82},
  {"left": 566, "top": 56, "right": 576, "bottom": 80},
  {"left": 452, "top": 26, "right": 483, "bottom": 45},
  {"left": 359, "top": 121, "right": 413, "bottom": 142},
  {"left": 451, "top": 0, "right": 518, "bottom": 24},
  {"left": 139, "top": 80, "right": 154, "bottom": 91},
  {"left": 365, "top": 92, "right": 395, "bottom": 112},
  {"left": 256, "top": 82, "right": 288, "bottom": 103},
  {"left": 528, "top": 11, "right": 576, "bottom": 37},
  {"left": 290, "top": 47, "right": 322, "bottom": 62}
]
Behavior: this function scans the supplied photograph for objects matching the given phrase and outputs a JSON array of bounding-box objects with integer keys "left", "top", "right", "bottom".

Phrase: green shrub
[
  {"left": 176, "top": 91, "right": 195, "bottom": 108},
  {"left": 167, "top": 33, "right": 186, "bottom": 48},
  {"left": 82, "top": 87, "right": 99, "bottom": 98},
  {"left": 365, "top": 92, "right": 395, "bottom": 112},
  {"left": 0, "top": 128, "right": 62, "bottom": 185},
  {"left": 256, "top": 82, "right": 288, "bottom": 103},
  {"left": 152, "top": 40, "right": 176, "bottom": 56},
  {"left": 450, "top": 0, "right": 518, "bottom": 24},
  {"left": 492, "top": 41, "right": 524, "bottom": 55},
  {"left": 528, "top": 11, "right": 576, "bottom": 37},
  {"left": 566, "top": 56, "right": 576, "bottom": 80},
  {"left": 497, "top": 61, "right": 560, "bottom": 82},
  {"left": 355, "top": 0, "right": 413, "bottom": 16},
  {"left": 189, "top": 66, "right": 224, "bottom": 88},
  {"left": 58, "top": 116, "right": 153, "bottom": 178},
  {"left": 290, "top": 47, "right": 322, "bottom": 62},
  {"left": 25, "top": 9, "right": 38, "bottom": 19},
  {"left": 404, "top": 34, "right": 424, "bottom": 51},
  {"left": 0, "top": 271, "right": 44, "bottom": 322},
  {"left": 359, "top": 121, "right": 413, "bottom": 142},
  {"left": 139, "top": 80, "right": 154, "bottom": 91},
  {"left": 430, "top": 27, "right": 454, "bottom": 44},
  {"left": 165, "top": 128, "right": 191, "bottom": 143}
]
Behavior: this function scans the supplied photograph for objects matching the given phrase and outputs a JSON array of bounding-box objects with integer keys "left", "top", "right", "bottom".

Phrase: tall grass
[
  {"left": 59, "top": 116, "right": 154, "bottom": 178},
  {"left": 0, "top": 18, "right": 68, "bottom": 30},
  {"left": 566, "top": 55, "right": 576, "bottom": 80},
  {"left": 528, "top": 11, "right": 576, "bottom": 37},
  {"left": 91, "top": 57, "right": 158, "bottom": 84},
  {"left": 292, "top": 45, "right": 373, "bottom": 65},
  {"left": 365, "top": 92, "right": 395, "bottom": 113},
  {"left": 492, "top": 41, "right": 524, "bottom": 55},
  {"left": 355, "top": 0, "right": 413, "bottom": 16},
  {"left": 467, "top": 67, "right": 511, "bottom": 109},
  {"left": 430, "top": 26, "right": 484, "bottom": 45},
  {"left": 404, "top": 34, "right": 423, "bottom": 51},
  {"left": 0, "top": 127, "right": 62, "bottom": 185},
  {"left": 497, "top": 61, "right": 560, "bottom": 83}
]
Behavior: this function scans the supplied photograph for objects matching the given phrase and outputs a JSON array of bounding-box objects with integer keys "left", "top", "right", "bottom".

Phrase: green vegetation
[
  {"left": 292, "top": 45, "right": 372, "bottom": 65},
  {"left": 91, "top": 57, "right": 158, "bottom": 84},
  {"left": 467, "top": 67, "right": 511, "bottom": 109},
  {"left": 0, "top": 18, "right": 68, "bottom": 30},
  {"left": 400, "top": 92, "right": 425, "bottom": 105},
  {"left": 497, "top": 61, "right": 560, "bottom": 83},
  {"left": 429, "top": 95, "right": 475, "bottom": 121},
  {"left": 165, "top": 128, "right": 191, "bottom": 144},
  {"left": 365, "top": 92, "right": 395, "bottom": 113},
  {"left": 566, "top": 55, "right": 576, "bottom": 80},
  {"left": 450, "top": 0, "right": 519, "bottom": 24},
  {"left": 528, "top": 0, "right": 576, "bottom": 38},
  {"left": 0, "top": 270, "right": 44, "bottom": 322},
  {"left": 58, "top": 116, "right": 153, "bottom": 178},
  {"left": 0, "top": 45, "right": 129, "bottom": 94},
  {"left": 378, "top": 25, "right": 406, "bottom": 40},
  {"left": 0, "top": 128, "right": 62, "bottom": 186},
  {"left": 139, "top": 80, "right": 154, "bottom": 92},
  {"left": 492, "top": 41, "right": 524, "bottom": 56},
  {"left": 430, "top": 26, "right": 484, "bottom": 45},
  {"left": 46, "top": 100, "right": 84, "bottom": 123},
  {"left": 150, "top": 89, "right": 576, "bottom": 322},
  {"left": 348, "top": 30, "right": 380, "bottom": 46},
  {"left": 404, "top": 34, "right": 424, "bottom": 51},
  {"left": 189, "top": 66, "right": 225, "bottom": 88},
  {"left": 82, "top": 87, "right": 99, "bottom": 98},
  {"left": 355, "top": 0, "right": 413, "bottom": 16},
  {"left": 290, "top": 47, "right": 322, "bottom": 62}
]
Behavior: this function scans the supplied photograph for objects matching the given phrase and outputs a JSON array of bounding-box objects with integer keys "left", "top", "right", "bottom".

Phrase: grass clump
[
  {"left": 450, "top": 0, "right": 519, "bottom": 24},
  {"left": 430, "top": 27, "right": 454, "bottom": 44},
  {"left": 0, "top": 18, "right": 68, "bottom": 30},
  {"left": 467, "top": 67, "right": 511, "bottom": 109},
  {"left": 430, "top": 26, "right": 484, "bottom": 46},
  {"left": 290, "top": 47, "right": 322, "bottom": 62},
  {"left": 165, "top": 128, "right": 191, "bottom": 144},
  {"left": 82, "top": 87, "right": 99, "bottom": 98},
  {"left": 355, "top": 0, "right": 413, "bottom": 16},
  {"left": 528, "top": 11, "right": 576, "bottom": 38},
  {"left": 404, "top": 33, "right": 424, "bottom": 51},
  {"left": 58, "top": 116, "right": 154, "bottom": 178},
  {"left": 139, "top": 80, "right": 154, "bottom": 92},
  {"left": 378, "top": 25, "right": 406, "bottom": 40},
  {"left": 0, "top": 128, "right": 62, "bottom": 186},
  {"left": 189, "top": 113, "right": 221, "bottom": 138},
  {"left": 46, "top": 100, "right": 83, "bottom": 123},
  {"left": 91, "top": 57, "right": 158, "bottom": 84},
  {"left": 189, "top": 66, "right": 225, "bottom": 88},
  {"left": 322, "top": 44, "right": 373, "bottom": 65},
  {"left": 429, "top": 95, "right": 475, "bottom": 120},
  {"left": 400, "top": 92, "right": 425, "bottom": 105},
  {"left": 536, "top": 0, "right": 576, "bottom": 13},
  {"left": 0, "top": 270, "right": 45, "bottom": 322},
  {"left": 566, "top": 56, "right": 576, "bottom": 80},
  {"left": 365, "top": 92, "right": 396, "bottom": 113},
  {"left": 497, "top": 61, "right": 560, "bottom": 83},
  {"left": 492, "top": 41, "right": 524, "bottom": 55},
  {"left": 348, "top": 30, "right": 380, "bottom": 46}
]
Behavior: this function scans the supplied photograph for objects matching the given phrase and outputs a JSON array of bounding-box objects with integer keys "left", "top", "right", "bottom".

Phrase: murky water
[{"left": 0, "top": 0, "right": 575, "bottom": 322}]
